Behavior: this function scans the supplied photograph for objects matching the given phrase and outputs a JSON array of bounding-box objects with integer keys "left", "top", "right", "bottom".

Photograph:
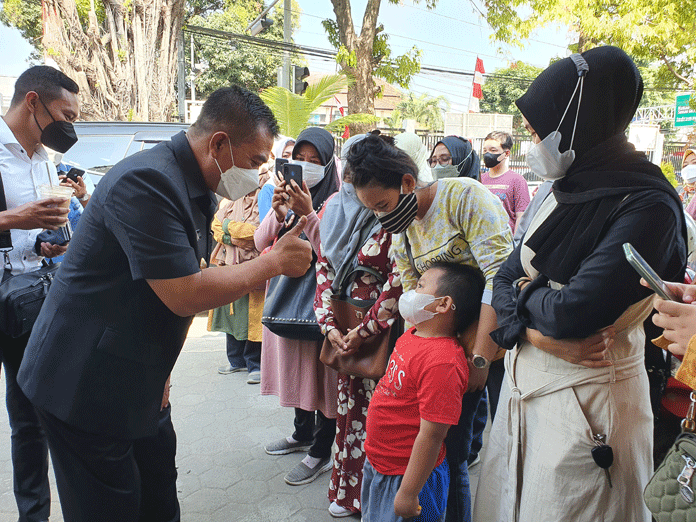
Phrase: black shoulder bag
[{"left": 0, "top": 173, "right": 60, "bottom": 338}]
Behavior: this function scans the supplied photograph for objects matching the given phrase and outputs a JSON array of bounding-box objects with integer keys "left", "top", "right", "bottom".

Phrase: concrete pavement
[{"left": 0, "top": 314, "right": 482, "bottom": 521}]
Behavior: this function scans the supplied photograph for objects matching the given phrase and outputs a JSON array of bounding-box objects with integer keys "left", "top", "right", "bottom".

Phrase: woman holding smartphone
[
  {"left": 474, "top": 46, "right": 687, "bottom": 522},
  {"left": 255, "top": 126, "right": 340, "bottom": 486}
]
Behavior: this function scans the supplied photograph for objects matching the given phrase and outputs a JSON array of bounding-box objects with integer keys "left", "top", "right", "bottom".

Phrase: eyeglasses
[{"left": 427, "top": 155, "right": 452, "bottom": 168}]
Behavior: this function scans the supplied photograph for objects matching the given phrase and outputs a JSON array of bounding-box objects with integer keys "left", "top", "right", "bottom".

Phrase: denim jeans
[{"left": 226, "top": 334, "right": 260, "bottom": 373}]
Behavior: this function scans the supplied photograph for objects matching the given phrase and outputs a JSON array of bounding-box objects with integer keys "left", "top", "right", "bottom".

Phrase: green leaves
[
  {"left": 260, "top": 74, "right": 351, "bottom": 137},
  {"left": 388, "top": 92, "right": 449, "bottom": 131},
  {"left": 325, "top": 113, "right": 380, "bottom": 132}
]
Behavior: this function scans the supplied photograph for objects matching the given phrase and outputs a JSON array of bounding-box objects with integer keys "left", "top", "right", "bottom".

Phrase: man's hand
[
  {"left": 270, "top": 215, "right": 312, "bottom": 277},
  {"left": 527, "top": 327, "right": 614, "bottom": 368},
  {"left": 2, "top": 198, "right": 69, "bottom": 231},
  {"left": 40, "top": 242, "right": 68, "bottom": 258},
  {"left": 466, "top": 363, "right": 489, "bottom": 392},
  {"left": 161, "top": 375, "right": 171, "bottom": 410}
]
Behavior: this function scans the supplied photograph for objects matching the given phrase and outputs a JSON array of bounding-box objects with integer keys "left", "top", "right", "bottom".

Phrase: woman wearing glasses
[{"left": 428, "top": 136, "right": 481, "bottom": 181}]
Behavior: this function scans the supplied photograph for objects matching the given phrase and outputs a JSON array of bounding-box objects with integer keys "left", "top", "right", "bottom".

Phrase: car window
[{"left": 62, "top": 135, "right": 133, "bottom": 171}]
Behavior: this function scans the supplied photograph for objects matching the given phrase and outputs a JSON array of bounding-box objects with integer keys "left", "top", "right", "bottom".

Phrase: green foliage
[
  {"left": 385, "top": 92, "right": 449, "bottom": 131},
  {"left": 325, "top": 113, "right": 380, "bottom": 132},
  {"left": 260, "top": 74, "right": 350, "bottom": 137},
  {"left": 482, "top": 0, "right": 695, "bottom": 89},
  {"left": 188, "top": 0, "right": 301, "bottom": 98},
  {"left": 373, "top": 30, "right": 422, "bottom": 90},
  {"left": 662, "top": 162, "right": 677, "bottom": 187},
  {"left": 0, "top": 0, "right": 41, "bottom": 55},
  {"left": 480, "top": 62, "right": 545, "bottom": 131}
]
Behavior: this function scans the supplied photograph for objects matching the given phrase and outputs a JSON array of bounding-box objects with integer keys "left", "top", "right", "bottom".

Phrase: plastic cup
[{"left": 39, "top": 184, "right": 73, "bottom": 209}]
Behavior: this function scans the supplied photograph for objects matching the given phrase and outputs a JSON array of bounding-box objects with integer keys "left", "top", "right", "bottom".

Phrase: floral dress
[{"left": 314, "top": 228, "right": 402, "bottom": 513}]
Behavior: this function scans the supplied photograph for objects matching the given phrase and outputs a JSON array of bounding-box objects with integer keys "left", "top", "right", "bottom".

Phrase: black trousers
[
  {"left": 1, "top": 330, "right": 50, "bottom": 522},
  {"left": 36, "top": 404, "right": 180, "bottom": 522},
  {"left": 292, "top": 408, "right": 336, "bottom": 459}
]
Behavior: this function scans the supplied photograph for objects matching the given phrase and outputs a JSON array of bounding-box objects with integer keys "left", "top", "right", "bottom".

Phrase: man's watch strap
[{"left": 78, "top": 193, "right": 90, "bottom": 202}]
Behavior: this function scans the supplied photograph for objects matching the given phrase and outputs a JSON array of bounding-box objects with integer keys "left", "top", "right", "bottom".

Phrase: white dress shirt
[{"left": 0, "top": 116, "right": 60, "bottom": 275}]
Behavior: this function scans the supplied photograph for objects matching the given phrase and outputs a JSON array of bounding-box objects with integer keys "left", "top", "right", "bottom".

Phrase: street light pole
[
  {"left": 282, "top": 0, "right": 291, "bottom": 90},
  {"left": 190, "top": 34, "right": 196, "bottom": 103}
]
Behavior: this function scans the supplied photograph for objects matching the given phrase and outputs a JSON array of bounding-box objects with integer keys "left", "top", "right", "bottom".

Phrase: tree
[
  {"left": 479, "top": 62, "right": 544, "bottom": 132},
  {"left": 384, "top": 92, "right": 450, "bottom": 131},
  {"left": 482, "top": 0, "right": 696, "bottom": 91},
  {"left": 322, "top": 0, "right": 435, "bottom": 133},
  {"left": 259, "top": 75, "right": 351, "bottom": 138},
  {"left": 187, "top": 0, "right": 301, "bottom": 98}
]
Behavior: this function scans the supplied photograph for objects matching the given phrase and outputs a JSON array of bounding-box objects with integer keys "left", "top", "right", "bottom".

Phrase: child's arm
[{"left": 394, "top": 419, "right": 450, "bottom": 519}]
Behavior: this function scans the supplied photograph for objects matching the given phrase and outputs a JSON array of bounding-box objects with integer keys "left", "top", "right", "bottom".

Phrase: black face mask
[
  {"left": 376, "top": 192, "right": 418, "bottom": 234},
  {"left": 483, "top": 152, "right": 504, "bottom": 169},
  {"left": 34, "top": 98, "right": 78, "bottom": 154}
]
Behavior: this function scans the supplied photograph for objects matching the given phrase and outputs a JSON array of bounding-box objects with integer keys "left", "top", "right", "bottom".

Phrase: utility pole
[
  {"left": 177, "top": 31, "right": 185, "bottom": 122},
  {"left": 190, "top": 34, "right": 196, "bottom": 103},
  {"left": 282, "top": 0, "right": 291, "bottom": 90}
]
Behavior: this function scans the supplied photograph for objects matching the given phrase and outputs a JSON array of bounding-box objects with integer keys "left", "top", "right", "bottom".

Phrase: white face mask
[
  {"left": 399, "top": 290, "right": 445, "bottom": 325},
  {"left": 290, "top": 157, "right": 332, "bottom": 189},
  {"left": 214, "top": 139, "right": 260, "bottom": 201},
  {"left": 526, "top": 75, "right": 585, "bottom": 182}
]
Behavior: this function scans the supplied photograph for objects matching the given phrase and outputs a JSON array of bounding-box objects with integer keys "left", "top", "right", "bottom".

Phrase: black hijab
[
  {"left": 518, "top": 46, "right": 684, "bottom": 284},
  {"left": 293, "top": 127, "right": 340, "bottom": 211},
  {"left": 435, "top": 136, "right": 480, "bottom": 180}
]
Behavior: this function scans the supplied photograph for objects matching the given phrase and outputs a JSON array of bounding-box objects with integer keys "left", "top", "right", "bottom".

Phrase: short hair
[
  {"left": 429, "top": 262, "right": 485, "bottom": 335},
  {"left": 11, "top": 66, "right": 79, "bottom": 107},
  {"left": 190, "top": 85, "right": 279, "bottom": 145},
  {"left": 484, "top": 131, "right": 513, "bottom": 151},
  {"left": 345, "top": 134, "right": 418, "bottom": 189}
]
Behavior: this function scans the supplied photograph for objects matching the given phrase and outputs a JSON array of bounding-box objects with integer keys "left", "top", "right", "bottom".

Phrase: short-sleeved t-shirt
[
  {"left": 365, "top": 328, "right": 468, "bottom": 475},
  {"left": 18, "top": 131, "right": 217, "bottom": 439},
  {"left": 480, "top": 169, "right": 530, "bottom": 231}
]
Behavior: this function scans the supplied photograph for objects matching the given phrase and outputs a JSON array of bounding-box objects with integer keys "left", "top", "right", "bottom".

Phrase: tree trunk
[{"left": 42, "top": 0, "right": 184, "bottom": 121}]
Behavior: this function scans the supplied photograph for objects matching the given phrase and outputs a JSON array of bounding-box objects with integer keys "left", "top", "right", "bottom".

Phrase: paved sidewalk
[{"left": 0, "top": 315, "right": 483, "bottom": 521}]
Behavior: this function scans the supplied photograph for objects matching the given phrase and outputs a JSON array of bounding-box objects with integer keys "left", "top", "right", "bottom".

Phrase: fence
[{"left": 332, "top": 129, "right": 690, "bottom": 184}]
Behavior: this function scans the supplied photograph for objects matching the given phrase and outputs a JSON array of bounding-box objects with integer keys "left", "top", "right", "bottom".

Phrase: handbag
[
  {"left": 320, "top": 265, "right": 401, "bottom": 380},
  {"left": 644, "top": 390, "right": 696, "bottom": 520},
  {"left": 0, "top": 171, "right": 60, "bottom": 338}
]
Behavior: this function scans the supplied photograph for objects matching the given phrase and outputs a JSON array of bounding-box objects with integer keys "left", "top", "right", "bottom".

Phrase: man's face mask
[
  {"left": 34, "top": 97, "right": 78, "bottom": 154},
  {"left": 214, "top": 138, "right": 260, "bottom": 201}
]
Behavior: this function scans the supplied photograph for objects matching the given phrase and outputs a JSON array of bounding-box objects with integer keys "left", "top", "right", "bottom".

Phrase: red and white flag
[
  {"left": 469, "top": 57, "right": 485, "bottom": 113},
  {"left": 333, "top": 95, "right": 350, "bottom": 139}
]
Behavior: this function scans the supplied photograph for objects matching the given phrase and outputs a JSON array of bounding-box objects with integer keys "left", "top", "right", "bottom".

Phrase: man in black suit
[{"left": 17, "top": 86, "right": 313, "bottom": 522}]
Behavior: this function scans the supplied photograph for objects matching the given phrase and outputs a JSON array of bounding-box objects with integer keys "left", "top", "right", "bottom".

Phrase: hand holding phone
[
  {"left": 63, "top": 167, "right": 84, "bottom": 184},
  {"left": 283, "top": 163, "right": 303, "bottom": 189},
  {"left": 623, "top": 242, "right": 678, "bottom": 301}
]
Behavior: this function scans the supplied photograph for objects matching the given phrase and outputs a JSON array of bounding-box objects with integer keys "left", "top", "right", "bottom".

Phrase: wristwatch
[
  {"left": 472, "top": 354, "right": 491, "bottom": 369},
  {"left": 78, "top": 193, "right": 90, "bottom": 202}
]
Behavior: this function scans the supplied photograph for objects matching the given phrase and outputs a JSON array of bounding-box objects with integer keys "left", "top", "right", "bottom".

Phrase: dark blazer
[{"left": 18, "top": 131, "right": 216, "bottom": 439}]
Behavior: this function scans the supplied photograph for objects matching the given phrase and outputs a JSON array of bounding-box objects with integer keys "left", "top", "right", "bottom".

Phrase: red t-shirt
[{"left": 365, "top": 328, "right": 468, "bottom": 475}]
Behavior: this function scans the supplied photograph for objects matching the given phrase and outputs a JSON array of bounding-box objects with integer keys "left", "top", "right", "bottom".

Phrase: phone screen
[
  {"left": 623, "top": 243, "right": 678, "bottom": 301},
  {"left": 283, "top": 163, "right": 303, "bottom": 187}
]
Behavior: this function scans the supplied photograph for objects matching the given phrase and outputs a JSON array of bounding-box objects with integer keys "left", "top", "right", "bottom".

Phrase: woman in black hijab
[
  {"left": 474, "top": 46, "right": 687, "bottom": 522},
  {"left": 428, "top": 136, "right": 480, "bottom": 180},
  {"left": 255, "top": 126, "right": 340, "bottom": 487}
]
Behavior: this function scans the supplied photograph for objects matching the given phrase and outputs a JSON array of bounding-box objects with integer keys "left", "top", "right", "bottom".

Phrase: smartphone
[
  {"left": 623, "top": 242, "right": 678, "bottom": 301},
  {"left": 275, "top": 158, "right": 289, "bottom": 178},
  {"left": 64, "top": 167, "right": 84, "bottom": 183},
  {"left": 283, "top": 163, "right": 303, "bottom": 188}
]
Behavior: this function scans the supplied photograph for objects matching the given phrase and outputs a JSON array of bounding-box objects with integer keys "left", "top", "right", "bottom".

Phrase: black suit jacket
[{"left": 18, "top": 131, "right": 216, "bottom": 439}]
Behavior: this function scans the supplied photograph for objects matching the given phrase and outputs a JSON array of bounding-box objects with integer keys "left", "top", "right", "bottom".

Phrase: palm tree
[{"left": 389, "top": 93, "right": 450, "bottom": 132}]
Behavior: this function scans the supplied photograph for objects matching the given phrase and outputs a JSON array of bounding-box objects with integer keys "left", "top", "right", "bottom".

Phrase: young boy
[
  {"left": 361, "top": 262, "right": 486, "bottom": 522},
  {"left": 480, "top": 131, "right": 530, "bottom": 232}
]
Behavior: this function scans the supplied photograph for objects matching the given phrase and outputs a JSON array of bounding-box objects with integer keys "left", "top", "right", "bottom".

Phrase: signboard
[{"left": 675, "top": 94, "right": 696, "bottom": 127}]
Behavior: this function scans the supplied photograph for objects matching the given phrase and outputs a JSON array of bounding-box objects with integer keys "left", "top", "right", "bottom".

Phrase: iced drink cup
[{"left": 39, "top": 184, "right": 74, "bottom": 242}]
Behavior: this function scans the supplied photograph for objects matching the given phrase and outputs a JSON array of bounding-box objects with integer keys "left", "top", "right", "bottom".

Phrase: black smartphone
[
  {"left": 63, "top": 167, "right": 84, "bottom": 183},
  {"left": 623, "top": 242, "right": 678, "bottom": 301},
  {"left": 275, "top": 158, "right": 289, "bottom": 178},
  {"left": 283, "top": 163, "right": 303, "bottom": 188}
]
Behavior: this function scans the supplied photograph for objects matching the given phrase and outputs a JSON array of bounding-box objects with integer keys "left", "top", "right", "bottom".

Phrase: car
[{"left": 61, "top": 121, "right": 189, "bottom": 185}]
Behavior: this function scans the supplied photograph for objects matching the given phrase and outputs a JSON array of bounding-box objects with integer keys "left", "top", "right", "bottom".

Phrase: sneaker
[
  {"left": 264, "top": 437, "right": 313, "bottom": 455},
  {"left": 468, "top": 454, "right": 481, "bottom": 468},
  {"left": 284, "top": 457, "right": 332, "bottom": 486},
  {"left": 329, "top": 501, "right": 355, "bottom": 518},
  {"left": 218, "top": 364, "right": 246, "bottom": 375},
  {"left": 247, "top": 371, "right": 261, "bottom": 384}
]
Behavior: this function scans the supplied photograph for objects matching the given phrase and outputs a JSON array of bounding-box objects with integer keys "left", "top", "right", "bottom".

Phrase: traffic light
[
  {"left": 292, "top": 66, "right": 309, "bottom": 95},
  {"left": 249, "top": 16, "right": 273, "bottom": 37}
]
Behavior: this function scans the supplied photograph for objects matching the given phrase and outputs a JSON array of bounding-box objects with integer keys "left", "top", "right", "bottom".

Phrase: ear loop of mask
[{"left": 553, "top": 75, "right": 584, "bottom": 152}]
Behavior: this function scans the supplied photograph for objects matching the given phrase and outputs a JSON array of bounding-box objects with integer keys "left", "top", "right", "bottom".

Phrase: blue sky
[{"left": 0, "top": 0, "right": 573, "bottom": 111}]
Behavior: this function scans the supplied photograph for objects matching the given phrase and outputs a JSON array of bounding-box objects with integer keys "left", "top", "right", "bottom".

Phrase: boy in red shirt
[{"left": 362, "top": 262, "right": 485, "bottom": 522}]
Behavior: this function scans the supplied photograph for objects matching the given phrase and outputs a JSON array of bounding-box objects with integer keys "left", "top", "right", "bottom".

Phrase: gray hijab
[{"left": 320, "top": 134, "right": 382, "bottom": 292}]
